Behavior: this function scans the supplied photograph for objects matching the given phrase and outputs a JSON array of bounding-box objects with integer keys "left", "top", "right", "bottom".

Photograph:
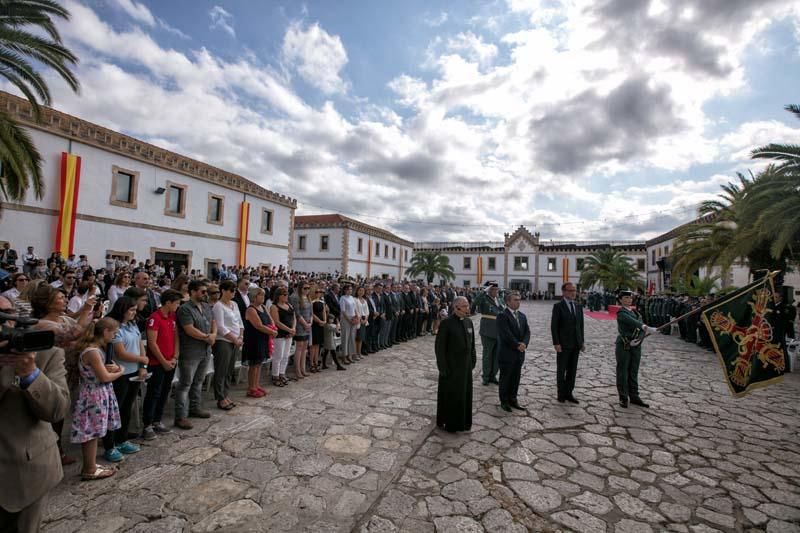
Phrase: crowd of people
[{"left": 0, "top": 243, "right": 488, "bottom": 494}]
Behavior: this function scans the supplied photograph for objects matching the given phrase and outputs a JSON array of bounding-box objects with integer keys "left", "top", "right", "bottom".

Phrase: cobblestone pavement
[{"left": 43, "top": 302, "right": 800, "bottom": 533}]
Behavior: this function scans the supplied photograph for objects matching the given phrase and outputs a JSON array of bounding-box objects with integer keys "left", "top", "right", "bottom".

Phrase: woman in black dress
[
  {"left": 243, "top": 287, "right": 277, "bottom": 398},
  {"left": 310, "top": 284, "right": 327, "bottom": 370}
]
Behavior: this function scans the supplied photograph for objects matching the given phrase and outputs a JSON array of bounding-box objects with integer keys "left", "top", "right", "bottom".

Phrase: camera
[{"left": 0, "top": 312, "right": 55, "bottom": 353}]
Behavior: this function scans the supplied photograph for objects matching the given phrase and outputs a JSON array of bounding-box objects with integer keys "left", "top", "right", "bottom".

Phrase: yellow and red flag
[
  {"left": 366, "top": 239, "right": 372, "bottom": 278},
  {"left": 476, "top": 255, "right": 483, "bottom": 285},
  {"left": 238, "top": 201, "right": 250, "bottom": 266},
  {"left": 54, "top": 153, "right": 82, "bottom": 256},
  {"left": 562, "top": 257, "right": 569, "bottom": 283}
]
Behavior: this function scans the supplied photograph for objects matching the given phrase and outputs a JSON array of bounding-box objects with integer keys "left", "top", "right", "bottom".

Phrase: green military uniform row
[{"left": 473, "top": 286, "right": 505, "bottom": 385}]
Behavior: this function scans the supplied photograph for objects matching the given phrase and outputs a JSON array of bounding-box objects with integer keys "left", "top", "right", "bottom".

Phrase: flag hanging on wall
[
  {"left": 476, "top": 255, "right": 483, "bottom": 285},
  {"left": 700, "top": 272, "right": 785, "bottom": 397},
  {"left": 54, "top": 153, "right": 82, "bottom": 256},
  {"left": 238, "top": 201, "right": 250, "bottom": 266}
]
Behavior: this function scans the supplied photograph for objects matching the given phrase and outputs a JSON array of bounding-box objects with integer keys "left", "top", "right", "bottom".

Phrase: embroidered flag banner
[
  {"left": 700, "top": 272, "right": 785, "bottom": 397},
  {"left": 238, "top": 201, "right": 250, "bottom": 266},
  {"left": 54, "top": 153, "right": 82, "bottom": 256}
]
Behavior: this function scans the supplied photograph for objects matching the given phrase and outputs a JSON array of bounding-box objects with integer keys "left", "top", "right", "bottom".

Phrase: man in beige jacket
[{"left": 0, "top": 295, "right": 71, "bottom": 533}]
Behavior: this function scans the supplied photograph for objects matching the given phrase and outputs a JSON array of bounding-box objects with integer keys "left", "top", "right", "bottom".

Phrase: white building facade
[
  {"left": 416, "top": 226, "right": 647, "bottom": 296},
  {"left": 292, "top": 215, "right": 413, "bottom": 279},
  {"left": 0, "top": 92, "right": 295, "bottom": 275}
]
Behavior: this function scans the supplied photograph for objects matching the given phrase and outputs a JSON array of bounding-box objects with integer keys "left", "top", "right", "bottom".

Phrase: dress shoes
[
  {"left": 500, "top": 403, "right": 512, "bottom": 412},
  {"left": 509, "top": 401, "right": 527, "bottom": 411},
  {"left": 630, "top": 398, "right": 650, "bottom": 408},
  {"left": 619, "top": 398, "right": 629, "bottom": 408},
  {"left": 566, "top": 396, "right": 580, "bottom": 404},
  {"left": 557, "top": 397, "right": 566, "bottom": 403},
  {"left": 488, "top": 378, "right": 500, "bottom": 385},
  {"left": 174, "top": 418, "right": 194, "bottom": 430}
]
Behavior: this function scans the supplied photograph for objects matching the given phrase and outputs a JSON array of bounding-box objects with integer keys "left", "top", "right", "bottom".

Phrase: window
[
  {"left": 261, "top": 209, "right": 273, "bottom": 234},
  {"left": 488, "top": 257, "right": 496, "bottom": 270},
  {"left": 207, "top": 194, "right": 224, "bottom": 225},
  {"left": 547, "top": 282, "right": 556, "bottom": 294},
  {"left": 463, "top": 257, "right": 471, "bottom": 270},
  {"left": 637, "top": 258, "right": 646, "bottom": 271},
  {"left": 320, "top": 235, "right": 329, "bottom": 251},
  {"left": 547, "top": 257, "right": 557, "bottom": 272},
  {"left": 164, "top": 182, "right": 187, "bottom": 217},
  {"left": 357, "top": 238, "right": 363, "bottom": 254},
  {"left": 392, "top": 247, "right": 397, "bottom": 259},
  {"left": 651, "top": 250, "right": 656, "bottom": 266},
  {"left": 463, "top": 280, "right": 471, "bottom": 287},
  {"left": 514, "top": 256, "right": 529, "bottom": 271},
  {"left": 110, "top": 166, "right": 138, "bottom": 208},
  {"left": 576, "top": 258, "right": 585, "bottom": 271},
  {"left": 664, "top": 245, "right": 669, "bottom": 256},
  {"left": 375, "top": 241, "right": 380, "bottom": 257},
  {"left": 297, "top": 235, "right": 307, "bottom": 251},
  {"left": 404, "top": 250, "right": 408, "bottom": 261},
  {"left": 384, "top": 244, "right": 388, "bottom": 258}
]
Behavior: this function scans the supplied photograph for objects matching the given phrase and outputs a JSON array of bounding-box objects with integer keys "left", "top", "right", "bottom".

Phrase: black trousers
[
  {"left": 142, "top": 364, "right": 176, "bottom": 427},
  {"left": 389, "top": 315, "right": 399, "bottom": 343},
  {"left": 499, "top": 357, "right": 523, "bottom": 405},
  {"left": 556, "top": 347, "right": 580, "bottom": 400},
  {"left": 103, "top": 372, "right": 141, "bottom": 449},
  {"left": 369, "top": 317, "right": 382, "bottom": 350}
]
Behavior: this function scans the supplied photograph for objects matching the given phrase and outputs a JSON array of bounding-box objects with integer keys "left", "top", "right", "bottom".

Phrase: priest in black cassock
[{"left": 435, "top": 296, "right": 476, "bottom": 433}]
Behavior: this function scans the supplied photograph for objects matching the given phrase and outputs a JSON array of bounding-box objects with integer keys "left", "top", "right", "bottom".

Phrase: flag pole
[{"left": 651, "top": 270, "right": 780, "bottom": 332}]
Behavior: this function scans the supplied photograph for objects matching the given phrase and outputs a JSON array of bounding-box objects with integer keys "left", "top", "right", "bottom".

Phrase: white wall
[
  {"left": 0, "top": 127, "right": 292, "bottom": 271},
  {"left": 291, "top": 227, "right": 345, "bottom": 274}
]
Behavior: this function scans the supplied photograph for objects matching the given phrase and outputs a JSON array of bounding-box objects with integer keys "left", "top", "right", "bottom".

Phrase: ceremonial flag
[
  {"left": 54, "top": 153, "right": 82, "bottom": 256},
  {"left": 700, "top": 273, "right": 785, "bottom": 397},
  {"left": 238, "top": 201, "right": 250, "bottom": 266},
  {"left": 562, "top": 257, "right": 569, "bottom": 283},
  {"left": 476, "top": 255, "right": 483, "bottom": 285}
]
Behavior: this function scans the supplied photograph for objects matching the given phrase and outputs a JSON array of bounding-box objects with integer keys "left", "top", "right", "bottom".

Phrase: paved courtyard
[{"left": 43, "top": 302, "right": 800, "bottom": 533}]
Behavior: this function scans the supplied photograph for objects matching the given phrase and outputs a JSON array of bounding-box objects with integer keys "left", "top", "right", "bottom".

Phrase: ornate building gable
[{"left": 503, "top": 226, "right": 540, "bottom": 253}]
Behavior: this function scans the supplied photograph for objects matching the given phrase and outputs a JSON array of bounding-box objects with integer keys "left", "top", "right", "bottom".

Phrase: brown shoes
[{"left": 174, "top": 418, "right": 193, "bottom": 430}]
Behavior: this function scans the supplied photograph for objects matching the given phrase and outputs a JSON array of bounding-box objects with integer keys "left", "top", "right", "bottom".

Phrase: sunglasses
[
  {"left": 16, "top": 278, "right": 29, "bottom": 282},
  {"left": 208, "top": 291, "right": 220, "bottom": 295}
]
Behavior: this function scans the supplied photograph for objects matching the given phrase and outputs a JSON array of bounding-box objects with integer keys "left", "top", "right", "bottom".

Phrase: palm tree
[
  {"left": 405, "top": 251, "right": 455, "bottom": 283},
  {"left": 579, "top": 248, "right": 642, "bottom": 292},
  {"left": 0, "top": 0, "right": 79, "bottom": 203},
  {"left": 671, "top": 173, "right": 750, "bottom": 280},
  {"left": 671, "top": 274, "right": 720, "bottom": 297},
  {"left": 744, "top": 104, "right": 800, "bottom": 262}
]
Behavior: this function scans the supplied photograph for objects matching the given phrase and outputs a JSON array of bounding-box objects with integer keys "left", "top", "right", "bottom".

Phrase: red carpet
[{"left": 584, "top": 310, "right": 616, "bottom": 321}]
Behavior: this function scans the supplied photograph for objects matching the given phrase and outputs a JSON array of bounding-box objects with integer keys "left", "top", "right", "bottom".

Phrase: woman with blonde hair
[
  {"left": 290, "top": 281, "right": 313, "bottom": 377},
  {"left": 242, "top": 286, "right": 277, "bottom": 396}
]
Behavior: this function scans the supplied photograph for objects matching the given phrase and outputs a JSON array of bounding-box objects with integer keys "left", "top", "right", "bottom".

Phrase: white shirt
[
  {"left": 68, "top": 293, "right": 88, "bottom": 313},
  {"left": 213, "top": 300, "right": 243, "bottom": 343},
  {"left": 356, "top": 298, "right": 369, "bottom": 321},
  {"left": 1, "top": 288, "right": 19, "bottom": 300},
  {"left": 238, "top": 289, "right": 250, "bottom": 308},
  {"left": 107, "top": 285, "right": 126, "bottom": 308},
  {"left": 339, "top": 294, "right": 357, "bottom": 320}
]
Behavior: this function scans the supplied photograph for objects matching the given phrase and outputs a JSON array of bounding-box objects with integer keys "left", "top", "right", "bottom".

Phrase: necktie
[
  {"left": 569, "top": 301, "right": 575, "bottom": 315},
  {"left": 513, "top": 310, "right": 519, "bottom": 326}
]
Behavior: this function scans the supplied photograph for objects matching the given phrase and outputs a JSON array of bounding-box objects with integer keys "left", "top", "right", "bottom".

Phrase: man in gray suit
[{"left": 0, "top": 295, "right": 71, "bottom": 533}]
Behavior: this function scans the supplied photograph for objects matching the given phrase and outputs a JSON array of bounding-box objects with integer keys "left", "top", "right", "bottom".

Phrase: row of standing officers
[{"left": 434, "top": 283, "right": 658, "bottom": 432}]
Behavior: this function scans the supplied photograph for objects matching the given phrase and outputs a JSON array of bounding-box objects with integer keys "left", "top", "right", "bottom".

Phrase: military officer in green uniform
[
  {"left": 474, "top": 282, "right": 505, "bottom": 385},
  {"left": 615, "top": 290, "right": 657, "bottom": 408}
]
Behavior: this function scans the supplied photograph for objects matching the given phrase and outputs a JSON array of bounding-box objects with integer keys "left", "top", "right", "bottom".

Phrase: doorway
[{"left": 153, "top": 249, "right": 190, "bottom": 274}]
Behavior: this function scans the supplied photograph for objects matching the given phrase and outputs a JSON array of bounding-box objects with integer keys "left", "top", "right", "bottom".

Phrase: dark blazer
[
  {"left": 550, "top": 299, "right": 584, "bottom": 350},
  {"left": 325, "top": 291, "right": 341, "bottom": 319},
  {"left": 496, "top": 308, "right": 531, "bottom": 365},
  {"left": 0, "top": 347, "right": 70, "bottom": 512},
  {"left": 233, "top": 290, "right": 248, "bottom": 320},
  {"left": 381, "top": 292, "right": 395, "bottom": 319}
]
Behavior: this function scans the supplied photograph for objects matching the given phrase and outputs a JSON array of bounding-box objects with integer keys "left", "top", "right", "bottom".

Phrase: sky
[{"left": 26, "top": 0, "right": 800, "bottom": 243}]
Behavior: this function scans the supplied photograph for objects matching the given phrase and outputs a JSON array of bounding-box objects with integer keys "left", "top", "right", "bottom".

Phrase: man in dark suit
[
  {"left": 550, "top": 282, "right": 585, "bottom": 403},
  {"left": 435, "top": 296, "right": 476, "bottom": 432},
  {"left": 325, "top": 284, "right": 341, "bottom": 325},
  {"left": 380, "top": 283, "right": 394, "bottom": 348},
  {"left": 496, "top": 291, "right": 530, "bottom": 412}
]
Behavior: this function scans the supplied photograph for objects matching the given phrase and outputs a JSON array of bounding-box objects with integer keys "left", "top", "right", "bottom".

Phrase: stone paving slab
[{"left": 43, "top": 302, "right": 800, "bottom": 532}]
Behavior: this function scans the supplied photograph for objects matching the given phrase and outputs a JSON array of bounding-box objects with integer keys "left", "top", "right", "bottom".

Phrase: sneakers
[
  {"left": 141, "top": 426, "right": 156, "bottom": 441},
  {"left": 103, "top": 448, "right": 124, "bottom": 462},
  {"left": 117, "top": 441, "right": 141, "bottom": 454},
  {"left": 153, "top": 422, "right": 172, "bottom": 434}
]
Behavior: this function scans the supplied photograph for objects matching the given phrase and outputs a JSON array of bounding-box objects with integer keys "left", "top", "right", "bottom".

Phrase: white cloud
[
  {"left": 209, "top": 5, "right": 235, "bottom": 37},
  {"left": 446, "top": 32, "right": 498, "bottom": 67},
  {"left": 38, "top": 0, "right": 800, "bottom": 243},
  {"left": 282, "top": 21, "right": 349, "bottom": 95},
  {"left": 112, "top": 0, "right": 155, "bottom": 26},
  {"left": 425, "top": 11, "right": 448, "bottom": 27}
]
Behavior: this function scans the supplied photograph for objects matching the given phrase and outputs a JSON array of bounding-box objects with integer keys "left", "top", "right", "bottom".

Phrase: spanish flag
[
  {"left": 476, "top": 255, "right": 483, "bottom": 285},
  {"left": 562, "top": 257, "right": 569, "bottom": 283},
  {"left": 54, "top": 153, "right": 82, "bottom": 256},
  {"left": 238, "top": 201, "right": 250, "bottom": 266}
]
